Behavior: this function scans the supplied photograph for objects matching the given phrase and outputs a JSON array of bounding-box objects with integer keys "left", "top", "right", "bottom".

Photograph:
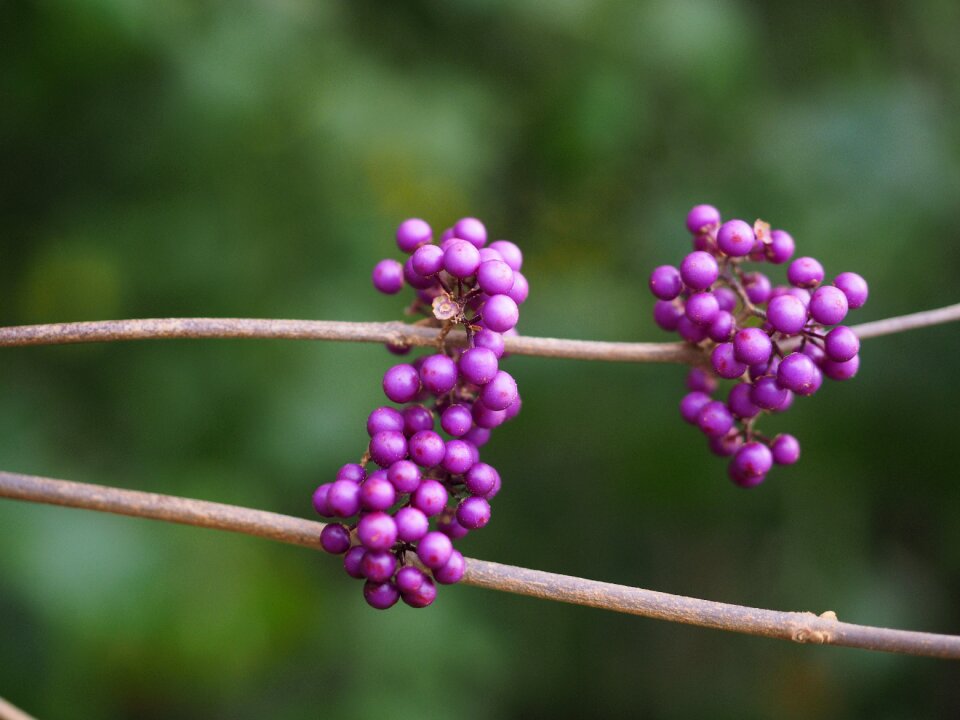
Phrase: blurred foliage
[{"left": 2, "top": 1, "right": 960, "bottom": 718}]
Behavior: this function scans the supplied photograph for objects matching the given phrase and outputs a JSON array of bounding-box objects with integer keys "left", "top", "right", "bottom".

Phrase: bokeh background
[{"left": 2, "top": 1, "right": 960, "bottom": 718}]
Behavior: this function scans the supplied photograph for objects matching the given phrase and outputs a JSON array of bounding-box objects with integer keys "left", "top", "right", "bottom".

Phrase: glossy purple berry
[
  {"left": 771, "top": 434, "right": 801, "bottom": 465},
  {"left": 343, "top": 546, "right": 366, "bottom": 579},
  {"left": 367, "top": 407, "right": 405, "bottom": 436},
  {"left": 387, "top": 459, "right": 421, "bottom": 493},
  {"left": 686, "top": 291, "right": 720, "bottom": 326},
  {"left": 442, "top": 439, "right": 475, "bottom": 475},
  {"left": 824, "top": 326, "right": 859, "bottom": 362},
  {"left": 412, "top": 478, "right": 448, "bottom": 517},
  {"left": 473, "top": 329, "right": 505, "bottom": 358},
  {"left": 419, "top": 354, "right": 458, "bottom": 394},
  {"left": 411, "top": 244, "right": 444, "bottom": 276},
  {"left": 357, "top": 511, "right": 397, "bottom": 551},
  {"left": 433, "top": 550, "right": 466, "bottom": 585},
  {"left": 441, "top": 404, "right": 473, "bottom": 437},
  {"left": 327, "top": 479, "right": 362, "bottom": 518},
  {"left": 396, "top": 218, "right": 432, "bottom": 253},
  {"left": 383, "top": 364, "right": 421, "bottom": 404},
  {"left": 394, "top": 506, "right": 429, "bottom": 542},
  {"left": 443, "top": 239, "right": 481, "bottom": 278},
  {"left": 767, "top": 294, "right": 808, "bottom": 335},
  {"left": 453, "top": 217, "right": 487, "bottom": 249},
  {"left": 488, "top": 240, "right": 522, "bottom": 270},
  {"left": 320, "top": 523, "right": 351, "bottom": 554},
  {"left": 809, "top": 285, "right": 849, "bottom": 326},
  {"left": 777, "top": 353, "right": 819, "bottom": 396},
  {"left": 395, "top": 566, "right": 426, "bottom": 594},
  {"left": 729, "top": 442, "right": 773, "bottom": 488},
  {"left": 743, "top": 272, "right": 772, "bottom": 305},
  {"left": 709, "top": 432, "right": 743, "bottom": 457},
  {"left": 687, "top": 367, "right": 717, "bottom": 394},
  {"left": 727, "top": 383, "right": 760, "bottom": 419},
  {"left": 408, "top": 430, "right": 445, "bottom": 468},
  {"left": 369, "top": 430, "right": 407, "bottom": 467},
  {"left": 733, "top": 327, "right": 773, "bottom": 366},
  {"left": 680, "top": 391, "right": 712, "bottom": 424},
  {"left": 401, "top": 576, "right": 437, "bottom": 608},
  {"left": 750, "top": 375, "right": 788, "bottom": 410},
  {"left": 654, "top": 301, "right": 684, "bottom": 332},
  {"left": 649, "top": 265, "right": 683, "bottom": 300},
  {"left": 697, "top": 400, "right": 735, "bottom": 437},
  {"left": 417, "top": 531, "right": 453, "bottom": 570},
  {"left": 460, "top": 347, "right": 499, "bottom": 385},
  {"left": 834, "top": 272, "right": 868, "bottom": 309},
  {"left": 821, "top": 353, "right": 860, "bottom": 381},
  {"left": 403, "top": 256, "right": 435, "bottom": 290},
  {"left": 363, "top": 580, "right": 400, "bottom": 610},
  {"left": 765, "top": 229, "right": 795, "bottom": 264},
  {"left": 372, "top": 259, "right": 404, "bottom": 294},
  {"left": 483, "top": 294, "right": 519, "bottom": 333},
  {"left": 787, "top": 256, "right": 825, "bottom": 288},
  {"left": 456, "top": 496, "right": 491, "bottom": 529},
  {"left": 711, "top": 342, "right": 748, "bottom": 379},
  {"left": 480, "top": 370, "right": 518, "bottom": 411},
  {"left": 312, "top": 483, "right": 333, "bottom": 517},
  {"left": 686, "top": 204, "right": 721, "bottom": 234},
  {"left": 677, "top": 315, "right": 709, "bottom": 343},
  {"left": 717, "top": 219, "right": 755, "bottom": 257},
  {"left": 707, "top": 311, "right": 735, "bottom": 342},
  {"left": 680, "top": 251, "right": 720, "bottom": 290},
  {"left": 361, "top": 550, "right": 397, "bottom": 583},
  {"left": 477, "top": 259, "right": 515, "bottom": 295}
]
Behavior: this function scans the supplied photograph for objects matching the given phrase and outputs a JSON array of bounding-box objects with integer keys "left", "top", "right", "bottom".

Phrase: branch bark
[
  {"left": 0, "top": 696, "right": 37, "bottom": 720},
  {"left": 2, "top": 470, "right": 958, "bottom": 660},
  {"left": 0, "top": 300, "right": 956, "bottom": 363}
]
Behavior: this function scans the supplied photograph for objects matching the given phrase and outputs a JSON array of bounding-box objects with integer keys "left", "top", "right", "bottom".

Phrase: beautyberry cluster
[
  {"left": 313, "top": 217, "right": 528, "bottom": 609},
  {"left": 650, "top": 204, "right": 868, "bottom": 487}
]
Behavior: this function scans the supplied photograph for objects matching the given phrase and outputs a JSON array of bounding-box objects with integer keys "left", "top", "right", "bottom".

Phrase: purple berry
[
  {"left": 412, "top": 479, "right": 448, "bottom": 517},
  {"left": 396, "top": 218, "right": 432, "bottom": 253},
  {"left": 483, "top": 294, "right": 520, "bottom": 333},
  {"left": 480, "top": 370, "right": 518, "bottom": 411},
  {"left": 383, "top": 364, "right": 421, "bottom": 404},
  {"left": 680, "top": 251, "right": 720, "bottom": 290},
  {"left": 473, "top": 329, "right": 505, "bottom": 358},
  {"left": 459, "top": 347, "right": 499, "bottom": 385},
  {"left": 408, "top": 430, "right": 445, "bottom": 468},
  {"left": 686, "top": 204, "right": 721, "bottom": 234},
  {"left": 729, "top": 442, "right": 773, "bottom": 488},
  {"left": 442, "top": 439, "right": 475, "bottom": 475},
  {"left": 372, "top": 259, "right": 404, "bottom": 295},
  {"left": 728, "top": 383, "right": 760, "bottom": 419},
  {"left": 312, "top": 483, "right": 333, "bottom": 516},
  {"left": 743, "top": 272, "right": 772, "bottom": 305},
  {"left": 401, "top": 576, "right": 437, "bottom": 608},
  {"left": 488, "top": 240, "right": 522, "bottom": 270},
  {"left": 320, "top": 523, "right": 351, "bottom": 554},
  {"left": 402, "top": 405, "right": 434, "bottom": 436},
  {"left": 394, "top": 506, "right": 430, "bottom": 542},
  {"left": 419, "top": 354, "right": 458, "bottom": 394},
  {"left": 687, "top": 368, "right": 717, "bottom": 394},
  {"left": 360, "top": 474, "right": 396, "bottom": 511},
  {"left": 403, "top": 256, "right": 435, "bottom": 290},
  {"left": 443, "top": 239, "right": 481, "bottom": 278},
  {"left": 821, "top": 353, "right": 860, "bottom": 381},
  {"left": 834, "top": 272, "right": 868, "bottom": 309},
  {"left": 765, "top": 229, "right": 795, "bottom": 264},
  {"left": 709, "top": 431, "right": 744, "bottom": 457},
  {"left": 369, "top": 430, "right": 408, "bottom": 467},
  {"left": 824, "top": 326, "right": 859, "bottom": 362},
  {"left": 714, "top": 287, "right": 737, "bottom": 313},
  {"left": 711, "top": 342, "right": 748, "bottom": 379},
  {"left": 733, "top": 327, "right": 773, "bottom": 366},
  {"left": 766, "top": 294, "right": 808, "bottom": 335},
  {"left": 465, "top": 462, "right": 499, "bottom": 496},
  {"left": 654, "top": 301, "right": 684, "bottom": 332},
  {"left": 697, "top": 400, "right": 735, "bottom": 437},
  {"left": 717, "top": 219, "right": 755, "bottom": 257},
  {"left": 507, "top": 271, "right": 529, "bottom": 305},
  {"left": 417, "top": 531, "right": 453, "bottom": 569},
  {"left": 708, "top": 311, "right": 735, "bottom": 342},
  {"left": 361, "top": 550, "right": 397, "bottom": 583},
  {"left": 357, "top": 511, "right": 397, "bottom": 551},
  {"left": 649, "top": 265, "right": 683, "bottom": 300},
  {"left": 387, "top": 459, "right": 421, "bottom": 493},
  {"left": 395, "top": 566, "right": 426, "bottom": 594},
  {"left": 787, "top": 256, "right": 825, "bottom": 288},
  {"left": 367, "top": 407, "right": 405, "bottom": 436},
  {"left": 477, "top": 259, "right": 515, "bottom": 295},
  {"left": 809, "top": 285, "right": 849, "bottom": 326},
  {"left": 680, "top": 391, "right": 713, "bottom": 424},
  {"left": 327, "top": 479, "right": 362, "bottom": 518},
  {"left": 686, "top": 291, "right": 720, "bottom": 326},
  {"left": 433, "top": 550, "right": 466, "bottom": 585},
  {"left": 750, "top": 375, "right": 788, "bottom": 410},
  {"left": 343, "top": 546, "right": 366, "bottom": 579},
  {"left": 441, "top": 404, "right": 473, "bottom": 437},
  {"left": 411, "top": 244, "right": 445, "bottom": 276},
  {"left": 777, "top": 352, "right": 819, "bottom": 396},
  {"left": 453, "top": 217, "right": 487, "bottom": 249},
  {"left": 457, "top": 496, "right": 491, "bottom": 529},
  {"left": 363, "top": 580, "right": 400, "bottom": 610},
  {"left": 771, "top": 434, "right": 800, "bottom": 465},
  {"left": 678, "top": 315, "right": 709, "bottom": 343}
]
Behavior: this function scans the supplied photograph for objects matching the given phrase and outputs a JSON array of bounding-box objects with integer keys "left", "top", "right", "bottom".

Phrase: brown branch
[
  {"left": 1, "top": 302, "right": 955, "bottom": 363},
  {"left": 0, "top": 696, "right": 37, "bottom": 720},
  {"left": 1, "top": 470, "right": 958, "bottom": 660}
]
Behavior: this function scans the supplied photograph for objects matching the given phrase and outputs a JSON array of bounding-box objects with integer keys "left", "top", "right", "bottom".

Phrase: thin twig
[
  {"left": 1, "top": 470, "right": 958, "bottom": 660},
  {"left": 0, "top": 696, "right": 37, "bottom": 720},
  {"left": 0, "top": 302, "right": 956, "bottom": 363}
]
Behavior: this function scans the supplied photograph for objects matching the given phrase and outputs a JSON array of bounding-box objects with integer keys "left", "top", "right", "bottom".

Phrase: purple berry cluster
[
  {"left": 313, "top": 217, "right": 528, "bottom": 609},
  {"left": 650, "top": 204, "right": 868, "bottom": 487}
]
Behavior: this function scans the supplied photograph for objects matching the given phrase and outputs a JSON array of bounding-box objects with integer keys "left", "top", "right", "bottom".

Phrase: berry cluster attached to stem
[
  {"left": 313, "top": 217, "right": 528, "bottom": 608},
  {"left": 651, "top": 205, "right": 868, "bottom": 487}
]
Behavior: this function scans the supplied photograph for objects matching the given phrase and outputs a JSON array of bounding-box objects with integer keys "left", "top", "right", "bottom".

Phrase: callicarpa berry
[
  {"left": 650, "top": 204, "right": 867, "bottom": 486},
  {"left": 315, "top": 216, "right": 526, "bottom": 608}
]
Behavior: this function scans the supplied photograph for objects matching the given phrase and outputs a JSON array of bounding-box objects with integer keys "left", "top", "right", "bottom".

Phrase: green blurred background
[{"left": 2, "top": 1, "right": 960, "bottom": 718}]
